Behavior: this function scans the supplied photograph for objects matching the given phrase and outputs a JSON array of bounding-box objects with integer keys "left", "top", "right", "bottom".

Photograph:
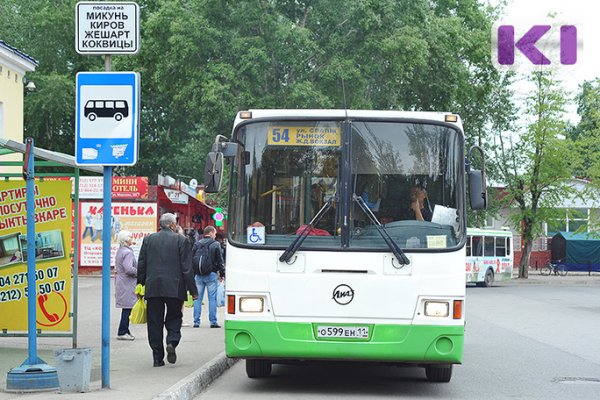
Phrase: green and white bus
[
  {"left": 466, "top": 228, "right": 513, "bottom": 287},
  {"left": 204, "top": 109, "right": 487, "bottom": 383}
]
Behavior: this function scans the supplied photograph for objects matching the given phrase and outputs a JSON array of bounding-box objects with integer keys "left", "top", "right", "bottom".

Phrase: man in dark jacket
[
  {"left": 192, "top": 226, "right": 225, "bottom": 328},
  {"left": 138, "top": 213, "right": 198, "bottom": 367}
]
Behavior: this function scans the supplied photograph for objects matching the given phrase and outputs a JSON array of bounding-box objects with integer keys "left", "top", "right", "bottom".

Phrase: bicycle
[{"left": 540, "top": 260, "right": 568, "bottom": 276}]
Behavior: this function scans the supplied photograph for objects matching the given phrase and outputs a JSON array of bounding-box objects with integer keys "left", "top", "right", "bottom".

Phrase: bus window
[
  {"left": 495, "top": 237, "right": 506, "bottom": 257},
  {"left": 484, "top": 237, "right": 494, "bottom": 256},
  {"left": 466, "top": 236, "right": 472, "bottom": 256},
  {"left": 471, "top": 236, "right": 483, "bottom": 256},
  {"left": 507, "top": 237, "right": 511, "bottom": 255}
]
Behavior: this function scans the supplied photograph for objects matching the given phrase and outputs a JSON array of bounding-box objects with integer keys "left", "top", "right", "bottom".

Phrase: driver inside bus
[{"left": 409, "top": 181, "right": 432, "bottom": 222}]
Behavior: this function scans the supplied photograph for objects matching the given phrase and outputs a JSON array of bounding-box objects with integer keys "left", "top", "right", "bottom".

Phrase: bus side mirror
[
  {"left": 204, "top": 151, "right": 224, "bottom": 193},
  {"left": 469, "top": 169, "right": 487, "bottom": 210}
]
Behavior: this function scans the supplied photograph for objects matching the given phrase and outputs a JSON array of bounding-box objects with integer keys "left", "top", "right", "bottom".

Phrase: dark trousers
[
  {"left": 117, "top": 308, "right": 132, "bottom": 336},
  {"left": 146, "top": 297, "right": 184, "bottom": 362}
]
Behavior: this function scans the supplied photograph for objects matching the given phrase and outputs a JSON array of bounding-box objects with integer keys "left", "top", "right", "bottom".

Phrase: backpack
[{"left": 193, "top": 239, "right": 215, "bottom": 276}]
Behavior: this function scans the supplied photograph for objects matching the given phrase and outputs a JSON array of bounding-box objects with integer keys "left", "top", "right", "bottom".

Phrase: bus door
[
  {"left": 495, "top": 236, "right": 513, "bottom": 278},
  {"left": 469, "top": 235, "right": 483, "bottom": 282}
]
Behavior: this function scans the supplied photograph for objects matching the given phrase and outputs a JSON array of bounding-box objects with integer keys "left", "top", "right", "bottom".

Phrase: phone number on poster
[{"left": 0, "top": 266, "right": 60, "bottom": 288}]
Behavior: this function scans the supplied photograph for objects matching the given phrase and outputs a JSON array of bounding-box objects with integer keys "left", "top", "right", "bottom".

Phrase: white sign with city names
[{"left": 76, "top": 1, "right": 139, "bottom": 54}]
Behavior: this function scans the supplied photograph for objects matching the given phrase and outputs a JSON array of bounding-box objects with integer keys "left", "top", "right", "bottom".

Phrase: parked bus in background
[
  {"left": 466, "top": 228, "right": 513, "bottom": 287},
  {"left": 204, "top": 109, "right": 487, "bottom": 383}
]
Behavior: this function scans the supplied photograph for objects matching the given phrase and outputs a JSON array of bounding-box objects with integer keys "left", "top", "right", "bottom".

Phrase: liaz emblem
[{"left": 332, "top": 284, "right": 354, "bottom": 305}]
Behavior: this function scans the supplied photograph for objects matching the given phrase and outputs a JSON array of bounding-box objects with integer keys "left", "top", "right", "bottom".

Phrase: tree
[
  {"left": 567, "top": 79, "right": 600, "bottom": 179},
  {"left": 491, "top": 71, "right": 575, "bottom": 278}
]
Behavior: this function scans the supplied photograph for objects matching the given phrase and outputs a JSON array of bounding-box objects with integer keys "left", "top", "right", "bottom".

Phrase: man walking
[
  {"left": 192, "top": 226, "right": 225, "bottom": 328},
  {"left": 138, "top": 213, "right": 198, "bottom": 367}
]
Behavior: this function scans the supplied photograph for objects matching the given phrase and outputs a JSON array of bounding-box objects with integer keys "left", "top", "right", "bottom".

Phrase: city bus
[
  {"left": 465, "top": 228, "right": 513, "bottom": 287},
  {"left": 204, "top": 109, "right": 487, "bottom": 383}
]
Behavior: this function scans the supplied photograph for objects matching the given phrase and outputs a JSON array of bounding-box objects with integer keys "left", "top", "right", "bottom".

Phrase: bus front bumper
[{"left": 225, "top": 320, "right": 463, "bottom": 364}]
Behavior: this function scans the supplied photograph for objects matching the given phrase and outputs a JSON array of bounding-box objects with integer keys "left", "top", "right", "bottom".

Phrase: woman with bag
[{"left": 115, "top": 230, "right": 137, "bottom": 340}]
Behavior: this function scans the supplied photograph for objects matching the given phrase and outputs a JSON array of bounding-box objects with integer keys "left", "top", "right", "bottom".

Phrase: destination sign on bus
[{"left": 267, "top": 126, "right": 340, "bottom": 146}]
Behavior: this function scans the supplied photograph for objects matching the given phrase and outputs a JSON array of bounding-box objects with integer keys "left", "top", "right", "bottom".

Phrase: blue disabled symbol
[{"left": 249, "top": 228, "right": 262, "bottom": 243}]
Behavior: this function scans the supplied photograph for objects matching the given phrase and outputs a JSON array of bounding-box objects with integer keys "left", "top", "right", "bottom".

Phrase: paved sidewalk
[{"left": 0, "top": 276, "right": 235, "bottom": 400}]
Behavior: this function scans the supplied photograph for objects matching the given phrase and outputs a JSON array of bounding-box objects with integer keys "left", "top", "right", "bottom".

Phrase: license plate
[{"left": 316, "top": 325, "right": 369, "bottom": 339}]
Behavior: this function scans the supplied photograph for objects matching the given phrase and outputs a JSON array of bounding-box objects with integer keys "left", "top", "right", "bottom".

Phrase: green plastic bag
[
  {"left": 130, "top": 285, "right": 147, "bottom": 324},
  {"left": 184, "top": 293, "right": 194, "bottom": 308}
]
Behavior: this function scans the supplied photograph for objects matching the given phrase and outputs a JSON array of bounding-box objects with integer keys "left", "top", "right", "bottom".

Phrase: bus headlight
[
  {"left": 239, "top": 297, "right": 264, "bottom": 313},
  {"left": 424, "top": 301, "right": 450, "bottom": 317}
]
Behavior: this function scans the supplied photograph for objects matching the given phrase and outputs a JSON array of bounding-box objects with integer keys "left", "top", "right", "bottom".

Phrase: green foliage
[
  {"left": 2, "top": 0, "right": 508, "bottom": 210},
  {"left": 568, "top": 79, "right": 600, "bottom": 179}
]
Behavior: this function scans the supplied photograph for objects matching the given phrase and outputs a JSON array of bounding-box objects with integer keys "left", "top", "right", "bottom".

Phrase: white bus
[
  {"left": 205, "top": 109, "right": 487, "bottom": 383},
  {"left": 465, "top": 228, "right": 513, "bottom": 287}
]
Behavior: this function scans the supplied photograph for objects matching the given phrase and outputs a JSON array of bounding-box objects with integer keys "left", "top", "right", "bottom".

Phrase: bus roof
[
  {"left": 234, "top": 109, "right": 463, "bottom": 129},
  {"left": 467, "top": 227, "right": 513, "bottom": 237}
]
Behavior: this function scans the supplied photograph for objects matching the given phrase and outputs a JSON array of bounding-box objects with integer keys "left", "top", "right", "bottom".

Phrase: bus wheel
[
  {"left": 114, "top": 113, "right": 123, "bottom": 121},
  {"left": 425, "top": 364, "right": 452, "bottom": 382},
  {"left": 483, "top": 269, "right": 494, "bottom": 287},
  {"left": 88, "top": 113, "right": 96, "bottom": 121},
  {"left": 246, "top": 359, "right": 272, "bottom": 378}
]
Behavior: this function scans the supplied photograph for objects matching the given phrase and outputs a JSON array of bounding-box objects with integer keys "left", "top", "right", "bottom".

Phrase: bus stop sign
[{"left": 75, "top": 72, "right": 140, "bottom": 166}]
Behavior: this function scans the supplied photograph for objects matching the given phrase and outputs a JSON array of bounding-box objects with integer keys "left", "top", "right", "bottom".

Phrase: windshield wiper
[
  {"left": 279, "top": 196, "right": 336, "bottom": 263},
  {"left": 353, "top": 194, "right": 410, "bottom": 265}
]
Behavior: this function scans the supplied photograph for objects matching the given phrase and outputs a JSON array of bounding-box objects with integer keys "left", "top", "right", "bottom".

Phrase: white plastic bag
[{"left": 216, "top": 281, "right": 225, "bottom": 307}]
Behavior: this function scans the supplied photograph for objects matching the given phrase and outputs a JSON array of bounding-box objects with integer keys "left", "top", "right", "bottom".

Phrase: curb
[
  {"left": 153, "top": 352, "right": 238, "bottom": 400},
  {"left": 509, "top": 278, "right": 600, "bottom": 286}
]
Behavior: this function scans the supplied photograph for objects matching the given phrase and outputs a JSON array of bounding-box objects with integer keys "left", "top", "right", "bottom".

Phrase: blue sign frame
[{"left": 75, "top": 72, "right": 140, "bottom": 166}]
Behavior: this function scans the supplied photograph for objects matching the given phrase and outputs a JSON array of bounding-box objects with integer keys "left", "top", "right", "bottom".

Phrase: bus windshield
[{"left": 228, "top": 119, "right": 464, "bottom": 251}]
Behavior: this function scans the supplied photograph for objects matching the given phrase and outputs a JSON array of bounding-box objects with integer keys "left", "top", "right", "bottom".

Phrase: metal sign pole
[
  {"left": 75, "top": 3, "right": 141, "bottom": 388},
  {"left": 101, "top": 54, "right": 113, "bottom": 389}
]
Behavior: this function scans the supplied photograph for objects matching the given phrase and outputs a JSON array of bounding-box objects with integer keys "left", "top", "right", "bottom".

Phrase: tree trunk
[{"left": 519, "top": 239, "right": 532, "bottom": 279}]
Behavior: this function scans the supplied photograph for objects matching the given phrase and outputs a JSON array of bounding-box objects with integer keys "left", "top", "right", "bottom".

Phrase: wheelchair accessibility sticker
[{"left": 247, "top": 226, "right": 265, "bottom": 245}]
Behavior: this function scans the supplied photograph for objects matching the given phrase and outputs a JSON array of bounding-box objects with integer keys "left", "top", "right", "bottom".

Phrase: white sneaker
[{"left": 117, "top": 333, "right": 135, "bottom": 341}]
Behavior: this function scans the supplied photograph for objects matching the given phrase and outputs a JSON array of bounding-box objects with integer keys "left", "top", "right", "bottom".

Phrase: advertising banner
[
  {"left": 75, "top": 176, "right": 148, "bottom": 199},
  {"left": 0, "top": 180, "right": 73, "bottom": 332},
  {"left": 80, "top": 201, "right": 157, "bottom": 266}
]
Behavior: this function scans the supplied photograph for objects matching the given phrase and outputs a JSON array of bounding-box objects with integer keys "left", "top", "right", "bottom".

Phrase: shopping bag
[
  {"left": 184, "top": 293, "right": 194, "bottom": 308},
  {"left": 134, "top": 284, "right": 145, "bottom": 297},
  {"left": 130, "top": 298, "right": 147, "bottom": 324},
  {"left": 130, "top": 285, "right": 147, "bottom": 324},
  {"left": 216, "top": 281, "right": 225, "bottom": 308}
]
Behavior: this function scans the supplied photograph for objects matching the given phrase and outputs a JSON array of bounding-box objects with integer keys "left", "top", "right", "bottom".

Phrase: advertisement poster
[
  {"left": 0, "top": 180, "right": 72, "bottom": 332},
  {"left": 76, "top": 176, "right": 148, "bottom": 199},
  {"left": 79, "top": 202, "right": 157, "bottom": 266}
]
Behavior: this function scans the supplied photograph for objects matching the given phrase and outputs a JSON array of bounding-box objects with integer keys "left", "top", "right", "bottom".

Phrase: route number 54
[{"left": 271, "top": 128, "right": 290, "bottom": 143}]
